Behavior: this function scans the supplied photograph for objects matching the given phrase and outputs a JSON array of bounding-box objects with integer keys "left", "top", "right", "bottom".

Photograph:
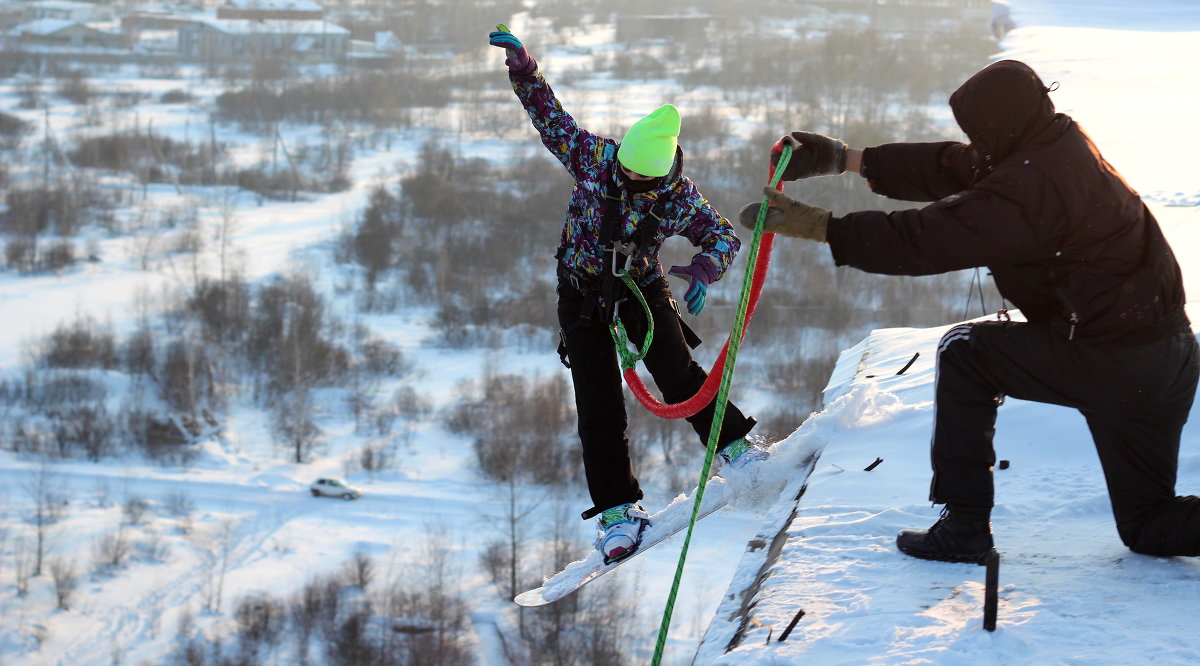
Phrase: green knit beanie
[{"left": 617, "top": 104, "right": 680, "bottom": 178}]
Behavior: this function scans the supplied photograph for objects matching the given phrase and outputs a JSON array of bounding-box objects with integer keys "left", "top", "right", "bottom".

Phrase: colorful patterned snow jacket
[{"left": 508, "top": 69, "right": 740, "bottom": 288}]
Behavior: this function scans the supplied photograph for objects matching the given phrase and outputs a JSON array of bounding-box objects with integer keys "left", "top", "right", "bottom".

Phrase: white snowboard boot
[{"left": 596, "top": 502, "right": 650, "bottom": 564}]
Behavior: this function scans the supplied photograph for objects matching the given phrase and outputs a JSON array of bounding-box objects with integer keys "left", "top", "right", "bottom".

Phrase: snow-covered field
[{"left": 1, "top": 1, "right": 1198, "bottom": 664}]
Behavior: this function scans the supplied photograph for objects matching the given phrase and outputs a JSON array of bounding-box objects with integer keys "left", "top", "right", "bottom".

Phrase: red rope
[
  {"left": 623, "top": 231, "right": 775, "bottom": 419},
  {"left": 625, "top": 145, "right": 787, "bottom": 419}
]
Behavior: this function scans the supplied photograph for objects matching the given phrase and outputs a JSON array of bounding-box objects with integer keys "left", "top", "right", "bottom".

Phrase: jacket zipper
[{"left": 1068, "top": 312, "right": 1078, "bottom": 340}]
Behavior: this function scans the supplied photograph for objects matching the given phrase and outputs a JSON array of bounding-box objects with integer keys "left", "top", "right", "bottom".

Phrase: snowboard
[{"left": 514, "top": 477, "right": 734, "bottom": 607}]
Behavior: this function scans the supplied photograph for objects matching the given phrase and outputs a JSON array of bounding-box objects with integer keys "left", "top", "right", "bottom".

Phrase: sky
[{"left": 1, "top": 1, "right": 1199, "bottom": 665}]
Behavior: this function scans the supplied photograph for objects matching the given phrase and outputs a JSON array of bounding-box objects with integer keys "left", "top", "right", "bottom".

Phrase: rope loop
[{"left": 610, "top": 272, "right": 654, "bottom": 370}]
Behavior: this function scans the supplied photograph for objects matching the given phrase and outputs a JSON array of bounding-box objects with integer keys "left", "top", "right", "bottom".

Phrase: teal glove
[
  {"left": 488, "top": 25, "right": 535, "bottom": 76},
  {"left": 668, "top": 257, "right": 719, "bottom": 315}
]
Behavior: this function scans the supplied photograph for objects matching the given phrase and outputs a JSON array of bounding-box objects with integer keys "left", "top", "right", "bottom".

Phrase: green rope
[
  {"left": 650, "top": 144, "right": 792, "bottom": 665},
  {"left": 610, "top": 272, "right": 655, "bottom": 370}
]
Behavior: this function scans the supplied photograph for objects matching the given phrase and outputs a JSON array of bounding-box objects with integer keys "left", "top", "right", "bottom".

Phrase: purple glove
[
  {"left": 488, "top": 29, "right": 536, "bottom": 76},
  {"left": 668, "top": 257, "right": 719, "bottom": 315}
]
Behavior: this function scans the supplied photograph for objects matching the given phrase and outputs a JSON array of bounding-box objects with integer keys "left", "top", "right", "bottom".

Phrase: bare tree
[
  {"left": 0, "top": 523, "right": 7, "bottom": 589},
  {"left": 387, "top": 523, "right": 472, "bottom": 666},
  {"left": 14, "top": 535, "right": 33, "bottom": 596},
  {"left": 160, "top": 329, "right": 204, "bottom": 418},
  {"left": 202, "top": 519, "right": 235, "bottom": 613},
  {"left": 341, "top": 549, "right": 375, "bottom": 590},
  {"left": 234, "top": 594, "right": 285, "bottom": 663},
  {"left": 274, "top": 387, "right": 319, "bottom": 464},
  {"left": 122, "top": 494, "right": 150, "bottom": 525},
  {"left": 266, "top": 277, "right": 336, "bottom": 463},
  {"left": 163, "top": 489, "right": 195, "bottom": 534},
  {"left": 499, "top": 472, "right": 530, "bottom": 604},
  {"left": 49, "top": 557, "right": 78, "bottom": 610},
  {"left": 215, "top": 191, "right": 241, "bottom": 288},
  {"left": 23, "top": 464, "right": 64, "bottom": 576},
  {"left": 290, "top": 578, "right": 332, "bottom": 665},
  {"left": 172, "top": 607, "right": 206, "bottom": 665},
  {"left": 93, "top": 523, "right": 130, "bottom": 571}
]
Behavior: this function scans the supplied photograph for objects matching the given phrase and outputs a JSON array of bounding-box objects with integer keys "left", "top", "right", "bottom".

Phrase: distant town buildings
[
  {"left": 178, "top": 18, "right": 349, "bottom": 63},
  {"left": 10, "top": 17, "right": 122, "bottom": 48},
  {"left": 2, "top": 0, "right": 1005, "bottom": 66},
  {"left": 215, "top": 0, "right": 324, "bottom": 22},
  {"left": 9, "top": 1, "right": 120, "bottom": 48},
  {"left": 1, "top": 0, "right": 365, "bottom": 64},
  {"left": 0, "top": 2, "right": 23, "bottom": 31},
  {"left": 28, "top": 0, "right": 111, "bottom": 23}
]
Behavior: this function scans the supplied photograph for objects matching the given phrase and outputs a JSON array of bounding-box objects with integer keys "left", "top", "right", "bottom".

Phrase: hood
[{"left": 949, "top": 60, "right": 1057, "bottom": 166}]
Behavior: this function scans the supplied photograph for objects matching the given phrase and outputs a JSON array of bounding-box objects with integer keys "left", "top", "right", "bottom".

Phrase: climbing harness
[
  {"left": 603, "top": 177, "right": 670, "bottom": 362},
  {"left": 558, "top": 163, "right": 672, "bottom": 367},
  {"left": 649, "top": 144, "right": 792, "bottom": 665}
]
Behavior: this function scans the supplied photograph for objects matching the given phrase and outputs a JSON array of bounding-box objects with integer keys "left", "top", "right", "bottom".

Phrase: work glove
[
  {"left": 668, "top": 256, "right": 719, "bottom": 315},
  {"left": 738, "top": 188, "right": 831, "bottom": 243},
  {"left": 488, "top": 25, "right": 536, "bottom": 76},
  {"left": 771, "top": 131, "right": 847, "bottom": 181}
]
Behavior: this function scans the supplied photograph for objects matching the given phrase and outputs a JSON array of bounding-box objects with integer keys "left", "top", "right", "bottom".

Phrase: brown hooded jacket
[{"left": 826, "top": 60, "right": 1188, "bottom": 345}]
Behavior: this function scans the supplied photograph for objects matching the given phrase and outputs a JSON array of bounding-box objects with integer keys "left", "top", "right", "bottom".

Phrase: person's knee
[
  {"left": 1124, "top": 528, "right": 1174, "bottom": 557},
  {"left": 1117, "top": 496, "right": 1200, "bottom": 557},
  {"left": 1114, "top": 518, "right": 1154, "bottom": 553}
]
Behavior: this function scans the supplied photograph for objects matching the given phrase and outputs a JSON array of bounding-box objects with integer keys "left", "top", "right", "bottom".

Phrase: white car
[{"left": 309, "top": 477, "right": 362, "bottom": 500}]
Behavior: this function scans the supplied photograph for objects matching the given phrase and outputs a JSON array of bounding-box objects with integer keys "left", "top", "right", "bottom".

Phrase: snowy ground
[
  {"left": 2, "top": 0, "right": 1199, "bottom": 664},
  {"left": 700, "top": 323, "right": 1200, "bottom": 664}
]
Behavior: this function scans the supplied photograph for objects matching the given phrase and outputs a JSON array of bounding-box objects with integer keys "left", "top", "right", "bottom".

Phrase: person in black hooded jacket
[{"left": 739, "top": 59, "right": 1200, "bottom": 562}]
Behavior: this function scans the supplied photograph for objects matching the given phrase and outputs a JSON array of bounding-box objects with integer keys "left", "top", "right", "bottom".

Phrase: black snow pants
[
  {"left": 932, "top": 319, "right": 1200, "bottom": 556},
  {"left": 557, "top": 273, "right": 755, "bottom": 520}
]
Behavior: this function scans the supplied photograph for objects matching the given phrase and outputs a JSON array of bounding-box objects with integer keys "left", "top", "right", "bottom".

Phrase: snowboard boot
[
  {"left": 896, "top": 505, "right": 994, "bottom": 565},
  {"left": 719, "top": 434, "right": 770, "bottom": 469},
  {"left": 596, "top": 502, "right": 650, "bottom": 564}
]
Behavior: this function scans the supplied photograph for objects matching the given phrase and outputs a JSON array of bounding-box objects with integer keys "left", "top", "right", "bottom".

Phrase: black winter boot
[{"left": 896, "top": 506, "right": 994, "bottom": 565}]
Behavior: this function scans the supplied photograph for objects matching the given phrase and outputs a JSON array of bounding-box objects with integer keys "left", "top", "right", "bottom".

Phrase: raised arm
[{"left": 489, "top": 26, "right": 604, "bottom": 183}]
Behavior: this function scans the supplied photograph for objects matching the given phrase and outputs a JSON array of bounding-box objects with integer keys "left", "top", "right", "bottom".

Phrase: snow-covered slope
[{"left": 702, "top": 322, "right": 1200, "bottom": 664}]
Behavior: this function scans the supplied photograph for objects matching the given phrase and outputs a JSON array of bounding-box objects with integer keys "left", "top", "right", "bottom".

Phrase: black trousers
[
  {"left": 557, "top": 275, "right": 755, "bottom": 519},
  {"left": 932, "top": 320, "right": 1200, "bottom": 556}
]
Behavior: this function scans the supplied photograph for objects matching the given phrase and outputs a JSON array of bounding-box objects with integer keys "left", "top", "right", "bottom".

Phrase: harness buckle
[
  {"left": 558, "top": 263, "right": 594, "bottom": 294},
  {"left": 609, "top": 240, "right": 637, "bottom": 277}
]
